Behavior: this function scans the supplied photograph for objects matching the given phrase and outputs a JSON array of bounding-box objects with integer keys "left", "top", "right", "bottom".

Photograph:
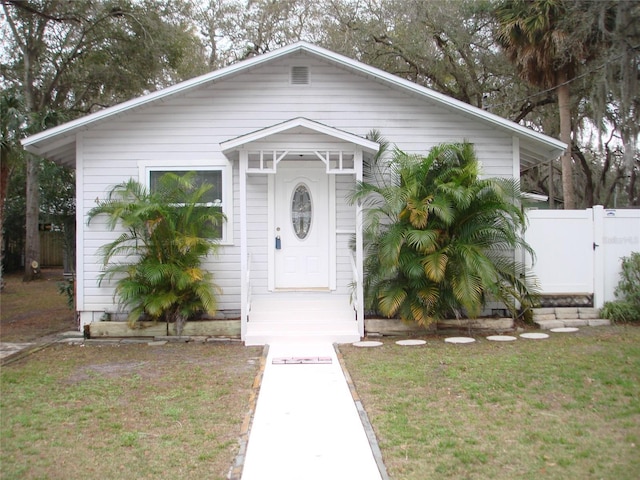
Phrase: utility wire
[{"left": 485, "top": 45, "right": 640, "bottom": 111}]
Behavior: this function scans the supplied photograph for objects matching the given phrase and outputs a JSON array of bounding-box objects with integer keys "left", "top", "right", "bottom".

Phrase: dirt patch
[
  {"left": 2, "top": 342, "right": 263, "bottom": 480},
  {"left": 64, "top": 344, "right": 261, "bottom": 384},
  {"left": 67, "top": 361, "right": 153, "bottom": 383},
  {"left": 1, "top": 268, "right": 76, "bottom": 342}
]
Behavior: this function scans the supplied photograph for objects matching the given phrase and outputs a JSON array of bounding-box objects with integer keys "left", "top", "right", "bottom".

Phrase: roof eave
[
  {"left": 21, "top": 41, "right": 566, "bottom": 162},
  {"left": 21, "top": 43, "right": 312, "bottom": 152},
  {"left": 301, "top": 43, "right": 567, "bottom": 156}
]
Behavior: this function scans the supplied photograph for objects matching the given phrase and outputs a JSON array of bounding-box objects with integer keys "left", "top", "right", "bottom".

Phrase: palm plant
[
  {"left": 349, "top": 142, "right": 537, "bottom": 326},
  {"left": 87, "top": 172, "right": 225, "bottom": 335},
  {"left": 494, "top": 0, "right": 588, "bottom": 209}
]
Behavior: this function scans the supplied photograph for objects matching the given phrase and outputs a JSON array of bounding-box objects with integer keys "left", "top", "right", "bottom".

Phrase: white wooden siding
[{"left": 77, "top": 52, "right": 517, "bottom": 317}]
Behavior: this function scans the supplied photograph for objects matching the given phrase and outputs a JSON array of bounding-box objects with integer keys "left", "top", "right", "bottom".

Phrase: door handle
[{"left": 275, "top": 235, "right": 281, "bottom": 249}]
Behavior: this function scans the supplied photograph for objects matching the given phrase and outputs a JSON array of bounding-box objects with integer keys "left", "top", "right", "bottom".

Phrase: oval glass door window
[{"left": 291, "top": 183, "right": 312, "bottom": 240}]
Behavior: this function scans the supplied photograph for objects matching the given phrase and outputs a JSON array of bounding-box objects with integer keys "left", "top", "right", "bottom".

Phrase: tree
[
  {"left": 191, "top": 0, "right": 320, "bottom": 65},
  {"left": 349, "top": 141, "right": 536, "bottom": 326},
  {"left": 320, "top": 0, "right": 513, "bottom": 108},
  {"left": 494, "top": 0, "right": 602, "bottom": 209},
  {"left": 0, "top": 91, "right": 25, "bottom": 288},
  {"left": 584, "top": 0, "right": 640, "bottom": 206},
  {"left": 1, "top": 0, "right": 207, "bottom": 280},
  {"left": 87, "top": 173, "right": 225, "bottom": 336}
]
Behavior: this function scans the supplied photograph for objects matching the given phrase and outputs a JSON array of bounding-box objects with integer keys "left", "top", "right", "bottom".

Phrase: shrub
[
  {"left": 87, "top": 173, "right": 224, "bottom": 335},
  {"left": 349, "top": 141, "right": 537, "bottom": 326},
  {"left": 601, "top": 252, "right": 640, "bottom": 323},
  {"left": 57, "top": 277, "right": 74, "bottom": 309}
]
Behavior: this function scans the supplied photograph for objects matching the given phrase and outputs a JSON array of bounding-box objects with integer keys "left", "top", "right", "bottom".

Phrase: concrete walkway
[
  {"left": 0, "top": 342, "right": 36, "bottom": 360},
  {"left": 240, "top": 342, "right": 386, "bottom": 480}
]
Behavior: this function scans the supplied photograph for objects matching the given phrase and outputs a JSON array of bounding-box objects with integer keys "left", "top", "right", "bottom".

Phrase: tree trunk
[
  {"left": 24, "top": 153, "right": 41, "bottom": 281},
  {"left": 0, "top": 147, "right": 9, "bottom": 289},
  {"left": 174, "top": 312, "right": 187, "bottom": 337},
  {"left": 574, "top": 143, "right": 594, "bottom": 207},
  {"left": 557, "top": 73, "right": 575, "bottom": 209},
  {"left": 548, "top": 159, "right": 555, "bottom": 208}
]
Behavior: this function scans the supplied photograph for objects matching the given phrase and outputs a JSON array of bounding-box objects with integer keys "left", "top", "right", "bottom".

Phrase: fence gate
[{"left": 524, "top": 206, "right": 640, "bottom": 308}]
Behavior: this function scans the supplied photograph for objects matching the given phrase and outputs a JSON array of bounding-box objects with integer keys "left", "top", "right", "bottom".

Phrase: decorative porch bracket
[{"left": 244, "top": 149, "right": 357, "bottom": 174}]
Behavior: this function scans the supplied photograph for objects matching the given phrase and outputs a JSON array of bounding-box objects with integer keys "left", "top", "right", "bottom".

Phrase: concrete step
[
  {"left": 532, "top": 306, "right": 610, "bottom": 329},
  {"left": 532, "top": 307, "right": 603, "bottom": 321},
  {"left": 244, "top": 320, "right": 360, "bottom": 346},
  {"left": 244, "top": 332, "right": 361, "bottom": 346},
  {"left": 249, "top": 293, "right": 355, "bottom": 323},
  {"left": 246, "top": 292, "right": 359, "bottom": 345},
  {"left": 535, "top": 318, "right": 611, "bottom": 330}
]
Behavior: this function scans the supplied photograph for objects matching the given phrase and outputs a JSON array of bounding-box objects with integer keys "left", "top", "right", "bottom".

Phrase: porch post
[
  {"left": 239, "top": 149, "right": 249, "bottom": 341},
  {"left": 355, "top": 148, "right": 365, "bottom": 337}
]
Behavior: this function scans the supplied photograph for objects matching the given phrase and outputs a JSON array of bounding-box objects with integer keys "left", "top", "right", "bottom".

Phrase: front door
[{"left": 274, "top": 162, "right": 329, "bottom": 289}]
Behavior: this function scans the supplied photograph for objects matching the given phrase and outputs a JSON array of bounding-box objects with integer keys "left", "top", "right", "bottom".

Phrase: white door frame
[{"left": 267, "top": 160, "right": 336, "bottom": 291}]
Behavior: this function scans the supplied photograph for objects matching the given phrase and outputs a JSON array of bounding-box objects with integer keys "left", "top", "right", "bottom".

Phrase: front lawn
[
  {"left": 1, "top": 343, "right": 262, "bottom": 480},
  {"left": 341, "top": 326, "right": 640, "bottom": 480},
  {"left": 1, "top": 269, "right": 75, "bottom": 342}
]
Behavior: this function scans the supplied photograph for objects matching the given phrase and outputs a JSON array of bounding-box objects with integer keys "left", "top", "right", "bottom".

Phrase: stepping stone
[
  {"left": 352, "top": 341, "right": 383, "bottom": 347},
  {"left": 486, "top": 335, "right": 517, "bottom": 342},
  {"left": 550, "top": 327, "right": 579, "bottom": 333},
  {"left": 444, "top": 337, "right": 475, "bottom": 344},
  {"left": 395, "top": 339, "right": 426, "bottom": 346},
  {"left": 519, "top": 333, "right": 549, "bottom": 340}
]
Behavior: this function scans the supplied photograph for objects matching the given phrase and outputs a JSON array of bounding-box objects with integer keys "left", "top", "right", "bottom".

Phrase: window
[
  {"left": 149, "top": 170, "right": 222, "bottom": 206},
  {"left": 149, "top": 170, "right": 224, "bottom": 239},
  {"left": 140, "top": 161, "right": 233, "bottom": 244},
  {"left": 291, "top": 183, "right": 312, "bottom": 240}
]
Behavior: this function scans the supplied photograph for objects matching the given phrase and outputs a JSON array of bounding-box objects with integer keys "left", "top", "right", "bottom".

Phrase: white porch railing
[
  {"left": 349, "top": 250, "right": 359, "bottom": 312},
  {"left": 246, "top": 252, "right": 252, "bottom": 317}
]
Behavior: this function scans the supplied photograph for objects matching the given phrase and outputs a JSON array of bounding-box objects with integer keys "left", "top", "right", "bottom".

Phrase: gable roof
[
  {"left": 22, "top": 41, "right": 565, "bottom": 167},
  {"left": 221, "top": 117, "right": 380, "bottom": 154}
]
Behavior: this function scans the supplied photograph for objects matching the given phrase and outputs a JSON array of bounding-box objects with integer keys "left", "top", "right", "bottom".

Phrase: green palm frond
[
  {"left": 87, "top": 173, "right": 224, "bottom": 334},
  {"left": 377, "top": 284, "right": 408, "bottom": 318},
  {"left": 353, "top": 140, "right": 537, "bottom": 326},
  {"left": 421, "top": 250, "right": 449, "bottom": 282},
  {"left": 405, "top": 229, "right": 439, "bottom": 253}
]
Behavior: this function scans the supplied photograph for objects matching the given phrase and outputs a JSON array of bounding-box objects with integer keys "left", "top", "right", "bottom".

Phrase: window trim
[{"left": 138, "top": 159, "right": 233, "bottom": 245}]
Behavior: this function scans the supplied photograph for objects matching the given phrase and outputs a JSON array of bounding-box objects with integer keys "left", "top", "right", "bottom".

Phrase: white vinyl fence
[{"left": 524, "top": 206, "right": 640, "bottom": 308}]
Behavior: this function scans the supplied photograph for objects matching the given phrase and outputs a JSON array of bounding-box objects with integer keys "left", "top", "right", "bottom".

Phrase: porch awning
[{"left": 220, "top": 117, "right": 380, "bottom": 156}]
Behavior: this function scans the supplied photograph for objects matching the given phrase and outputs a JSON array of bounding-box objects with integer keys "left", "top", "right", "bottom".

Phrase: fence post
[{"left": 593, "top": 205, "right": 605, "bottom": 309}]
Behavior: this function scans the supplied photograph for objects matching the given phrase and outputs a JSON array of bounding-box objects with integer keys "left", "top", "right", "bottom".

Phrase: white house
[{"left": 22, "top": 42, "right": 565, "bottom": 345}]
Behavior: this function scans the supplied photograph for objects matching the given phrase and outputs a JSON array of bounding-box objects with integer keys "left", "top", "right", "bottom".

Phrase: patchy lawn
[
  {"left": 1, "top": 343, "right": 262, "bottom": 479},
  {"left": 341, "top": 326, "right": 640, "bottom": 480},
  {"left": 5, "top": 268, "right": 639, "bottom": 479},
  {"left": 1, "top": 268, "right": 263, "bottom": 479},
  {"left": 1, "top": 268, "right": 76, "bottom": 342}
]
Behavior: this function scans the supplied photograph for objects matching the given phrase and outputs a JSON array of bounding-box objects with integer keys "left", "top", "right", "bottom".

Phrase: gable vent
[{"left": 290, "top": 66, "right": 310, "bottom": 85}]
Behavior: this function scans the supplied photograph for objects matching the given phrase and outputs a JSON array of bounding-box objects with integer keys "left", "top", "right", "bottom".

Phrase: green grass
[
  {"left": 341, "top": 326, "right": 640, "bottom": 480},
  {"left": 1, "top": 343, "right": 262, "bottom": 480}
]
